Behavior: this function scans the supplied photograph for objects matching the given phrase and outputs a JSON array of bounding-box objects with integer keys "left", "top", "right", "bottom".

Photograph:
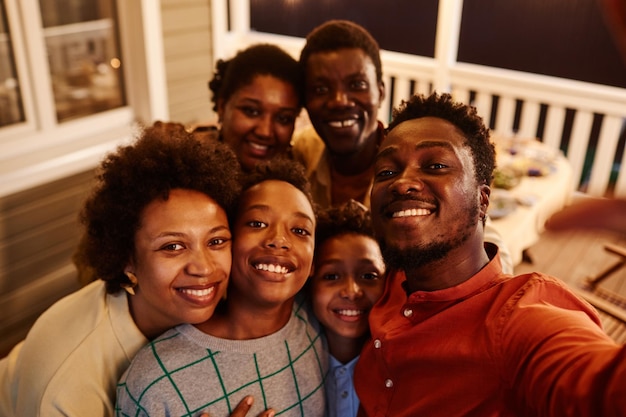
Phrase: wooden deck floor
[{"left": 513, "top": 228, "right": 626, "bottom": 343}]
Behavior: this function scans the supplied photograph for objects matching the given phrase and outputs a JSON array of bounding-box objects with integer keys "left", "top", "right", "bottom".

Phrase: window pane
[
  {"left": 0, "top": 1, "right": 25, "bottom": 127},
  {"left": 250, "top": 0, "right": 438, "bottom": 57},
  {"left": 458, "top": 0, "right": 626, "bottom": 89},
  {"left": 39, "top": 0, "right": 126, "bottom": 122}
]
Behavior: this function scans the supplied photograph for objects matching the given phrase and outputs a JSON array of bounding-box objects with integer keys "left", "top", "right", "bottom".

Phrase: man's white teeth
[
  {"left": 337, "top": 309, "right": 365, "bottom": 317},
  {"left": 179, "top": 287, "right": 215, "bottom": 297},
  {"left": 392, "top": 208, "right": 431, "bottom": 218},
  {"left": 328, "top": 119, "right": 357, "bottom": 128},
  {"left": 255, "top": 263, "right": 289, "bottom": 274}
]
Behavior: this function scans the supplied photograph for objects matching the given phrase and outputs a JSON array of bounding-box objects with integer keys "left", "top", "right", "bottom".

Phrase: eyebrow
[
  {"left": 243, "top": 204, "right": 314, "bottom": 223},
  {"left": 310, "top": 69, "right": 368, "bottom": 82},
  {"left": 376, "top": 140, "right": 456, "bottom": 161},
  {"left": 152, "top": 225, "right": 230, "bottom": 239},
  {"left": 413, "top": 140, "right": 456, "bottom": 151},
  {"left": 318, "top": 257, "right": 381, "bottom": 266},
  {"left": 238, "top": 97, "right": 299, "bottom": 113}
]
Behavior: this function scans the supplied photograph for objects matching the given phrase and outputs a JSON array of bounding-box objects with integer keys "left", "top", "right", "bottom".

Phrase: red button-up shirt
[{"left": 355, "top": 245, "right": 626, "bottom": 417}]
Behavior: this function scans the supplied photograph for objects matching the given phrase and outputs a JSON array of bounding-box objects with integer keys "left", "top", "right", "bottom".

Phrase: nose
[
  {"left": 254, "top": 114, "right": 273, "bottom": 139},
  {"left": 340, "top": 277, "right": 364, "bottom": 300},
  {"left": 186, "top": 247, "right": 216, "bottom": 276},
  {"left": 327, "top": 88, "right": 352, "bottom": 108},
  {"left": 264, "top": 226, "right": 290, "bottom": 250},
  {"left": 389, "top": 169, "right": 424, "bottom": 196}
]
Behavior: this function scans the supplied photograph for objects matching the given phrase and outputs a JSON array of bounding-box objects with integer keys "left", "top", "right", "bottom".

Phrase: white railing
[
  {"left": 368, "top": 52, "right": 626, "bottom": 198},
  {"left": 213, "top": 0, "right": 626, "bottom": 198},
  {"left": 449, "top": 64, "right": 626, "bottom": 198}
]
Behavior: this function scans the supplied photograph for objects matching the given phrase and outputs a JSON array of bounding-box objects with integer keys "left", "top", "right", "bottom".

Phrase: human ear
[
  {"left": 216, "top": 98, "right": 225, "bottom": 123},
  {"left": 479, "top": 184, "right": 491, "bottom": 219},
  {"left": 378, "top": 80, "right": 386, "bottom": 107}
]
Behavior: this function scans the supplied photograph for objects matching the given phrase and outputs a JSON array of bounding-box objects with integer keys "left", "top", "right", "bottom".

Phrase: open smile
[
  {"left": 333, "top": 308, "right": 368, "bottom": 322},
  {"left": 176, "top": 283, "right": 220, "bottom": 306},
  {"left": 254, "top": 262, "right": 291, "bottom": 274},
  {"left": 245, "top": 140, "right": 271, "bottom": 156},
  {"left": 327, "top": 119, "right": 358, "bottom": 128},
  {"left": 392, "top": 208, "right": 432, "bottom": 218}
]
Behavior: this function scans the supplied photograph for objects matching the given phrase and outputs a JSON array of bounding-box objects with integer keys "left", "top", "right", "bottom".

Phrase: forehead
[
  {"left": 239, "top": 180, "right": 314, "bottom": 216},
  {"left": 319, "top": 233, "right": 381, "bottom": 257},
  {"left": 381, "top": 117, "right": 468, "bottom": 154},
  {"left": 230, "top": 74, "right": 298, "bottom": 106},
  {"left": 306, "top": 48, "right": 377, "bottom": 78},
  {"left": 140, "top": 189, "right": 225, "bottom": 228}
]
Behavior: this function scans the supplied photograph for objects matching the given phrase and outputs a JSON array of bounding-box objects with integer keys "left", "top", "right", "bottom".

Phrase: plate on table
[{"left": 488, "top": 189, "right": 517, "bottom": 219}]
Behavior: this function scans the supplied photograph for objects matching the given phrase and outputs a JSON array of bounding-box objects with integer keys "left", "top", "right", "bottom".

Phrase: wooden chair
[
  {"left": 578, "top": 243, "right": 626, "bottom": 343},
  {"left": 586, "top": 243, "right": 626, "bottom": 288}
]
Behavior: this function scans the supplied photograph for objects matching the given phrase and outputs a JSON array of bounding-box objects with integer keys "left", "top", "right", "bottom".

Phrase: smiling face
[
  {"left": 126, "top": 189, "right": 232, "bottom": 338},
  {"left": 218, "top": 75, "right": 300, "bottom": 171},
  {"left": 305, "top": 48, "right": 384, "bottom": 156},
  {"left": 310, "top": 233, "right": 385, "bottom": 343},
  {"left": 371, "top": 117, "right": 489, "bottom": 274},
  {"left": 230, "top": 180, "right": 316, "bottom": 307}
]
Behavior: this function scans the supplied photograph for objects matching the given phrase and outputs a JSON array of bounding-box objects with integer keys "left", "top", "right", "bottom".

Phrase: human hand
[
  {"left": 199, "top": 395, "right": 276, "bottom": 417},
  {"left": 545, "top": 197, "right": 626, "bottom": 234}
]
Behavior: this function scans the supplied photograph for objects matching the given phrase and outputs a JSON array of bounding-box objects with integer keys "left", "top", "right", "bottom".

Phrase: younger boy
[{"left": 309, "top": 200, "right": 385, "bottom": 417}]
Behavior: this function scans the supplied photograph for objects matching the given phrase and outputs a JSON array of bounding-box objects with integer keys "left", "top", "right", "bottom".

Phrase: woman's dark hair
[
  {"left": 208, "top": 43, "right": 304, "bottom": 111},
  {"left": 299, "top": 20, "right": 382, "bottom": 83},
  {"left": 315, "top": 200, "right": 374, "bottom": 254},
  {"left": 387, "top": 93, "right": 496, "bottom": 186},
  {"left": 79, "top": 122, "right": 242, "bottom": 293}
]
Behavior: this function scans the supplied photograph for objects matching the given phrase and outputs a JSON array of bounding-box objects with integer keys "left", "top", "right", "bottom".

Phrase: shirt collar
[{"left": 399, "top": 242, "right": 506, "bottom": 302}]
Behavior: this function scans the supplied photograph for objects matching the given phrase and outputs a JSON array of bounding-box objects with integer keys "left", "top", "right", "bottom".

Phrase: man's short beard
[
  {"left": 380, "top": 240, "right": 453, "bottom": 270},
  {"left": 379, "top": 202, "right": 480, "bottom": 271}
]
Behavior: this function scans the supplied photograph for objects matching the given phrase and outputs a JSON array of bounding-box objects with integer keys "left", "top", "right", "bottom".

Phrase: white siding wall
[{"left": 161, "top": 0, "right": 216, "bottom": 126}]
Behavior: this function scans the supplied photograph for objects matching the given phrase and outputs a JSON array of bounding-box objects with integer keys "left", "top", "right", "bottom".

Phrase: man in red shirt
[{"left": 354, "top": 92, "right": 626, "bottom": 417}]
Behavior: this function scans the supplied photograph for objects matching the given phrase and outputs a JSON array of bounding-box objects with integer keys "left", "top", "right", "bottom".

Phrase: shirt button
[
  {"left": 341, "top": 391, "right": 348, "bottom": 399},
  {"left": 403, "top": 308, "right": 413, "bottom": 318},
  {"left": 385, "top": 379, "right": 393, "bottom": 388},
  {"left": 374, "top": 339, "right": 382, "bottom": 349}
]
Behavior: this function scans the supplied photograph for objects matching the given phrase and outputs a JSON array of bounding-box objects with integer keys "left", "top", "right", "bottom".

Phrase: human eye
[
  {"left": 361, "top": 271, "right": 381, "bottom": 281},
  {"left": 292, "top": 226, "right": 312, "bottom": 237},
  {"left": 428, "top": 161, "right": 448, "bottom": 169},
  {"left": 246, "top": 220, "right": 267, "bottom": 229},
  {"left": 208, "top": 236, "right": 231, "bottom": 247},
  {"left": 311, "top": 84, "right": 329, "bottom": 96},
  {"left": 322, "top": 272, "right": 340, "bottom": 281},
  {"left": 350, "top": 79, "right": 369, "bottom": 91},
  {"left": 276, "top": 113, "right": 297, "bottom": 126},
  {"left": 374, "top": 167, "right": 396, "bottom": 180},
  {"left": 425, "top": 161, "right": 450, "bottom": 173},
  {"left": 160, "top": 242, "right": 185, "bottom": 252},
  {"left": 239, "top": 105, "right": 260, "bottom": 118}
]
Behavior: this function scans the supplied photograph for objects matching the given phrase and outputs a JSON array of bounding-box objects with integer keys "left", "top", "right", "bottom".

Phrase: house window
[
  {"left": 0, "top": 0, "right": 126, "bottom": 131},
  {"left": 0, "top": 2, "right": 24, "bottom": 127},
  {"left": 39, "top": 0, "right": 125, "bottom": 122}
]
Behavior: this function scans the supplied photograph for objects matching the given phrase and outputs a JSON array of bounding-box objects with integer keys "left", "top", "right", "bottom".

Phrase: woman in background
[{"left": 194, "top": 43, "right": 304, "bottom": 172}]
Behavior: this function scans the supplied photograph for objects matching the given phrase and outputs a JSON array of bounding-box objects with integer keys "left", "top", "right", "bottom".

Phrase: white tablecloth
[{"left": 489, "top": 138, "right": 574, "bottom": 266}]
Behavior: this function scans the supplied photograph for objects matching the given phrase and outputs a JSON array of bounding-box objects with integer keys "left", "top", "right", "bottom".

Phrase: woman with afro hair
[{"left": 0, "top": 123, "right": 262, "bottom": 417}]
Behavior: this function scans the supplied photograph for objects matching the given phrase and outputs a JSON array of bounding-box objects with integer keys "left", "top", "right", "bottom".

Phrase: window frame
[{"left": 0, "top": 0, "right": 169, "bottom": 197}]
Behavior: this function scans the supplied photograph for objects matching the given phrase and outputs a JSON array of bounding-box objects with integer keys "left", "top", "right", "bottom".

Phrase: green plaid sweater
[{"left": 115, "top": 302, "right": 328, "bottom": 417}]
